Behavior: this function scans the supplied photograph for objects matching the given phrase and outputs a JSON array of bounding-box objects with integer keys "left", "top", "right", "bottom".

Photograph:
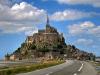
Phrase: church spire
[{"left": 46, "top": 14, "right": 50, "bottom": 26}]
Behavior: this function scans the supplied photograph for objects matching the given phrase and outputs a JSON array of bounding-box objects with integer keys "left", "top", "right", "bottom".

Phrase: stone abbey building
[
  {"left": 5, "top": 16, "right": 66, "bottom": 61},
  {"left": 5, "top": 16, "right": 95, "bottom": 61}
]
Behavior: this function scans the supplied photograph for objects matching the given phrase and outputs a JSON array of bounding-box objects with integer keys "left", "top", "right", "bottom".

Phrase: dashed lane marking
[
  {"left": 73, "top": 73, "right": 77, "bottom": 75},
  {"left": 73, "top": 62, "right": 84, "bottom": 75},
  {"left": 78, "top": 63, "right": 84, "bottom": 72}
]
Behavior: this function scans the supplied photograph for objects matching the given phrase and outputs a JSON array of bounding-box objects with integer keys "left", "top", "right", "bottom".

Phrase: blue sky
[{"left": 0, "top": 0, "right": 100, "bottom": 59}]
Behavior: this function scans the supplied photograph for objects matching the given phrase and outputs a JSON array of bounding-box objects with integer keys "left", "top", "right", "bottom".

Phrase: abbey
[
  {"left": 5, "top": 16, "right": 95, "bottom": 61},
  {"left": 26, "top": 21, "right": 66, "bottom": 49},
  {"left": 5, "top": 16, "right": 66, "bottom": 61}
]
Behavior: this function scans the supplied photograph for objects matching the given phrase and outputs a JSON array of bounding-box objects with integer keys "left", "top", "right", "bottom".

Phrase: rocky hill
[
  {"left": 66, "top": 45, "right": 95, "bottom": 60},
  {"left": 5, "top": 17, "right": 95, "bottom": 61}
]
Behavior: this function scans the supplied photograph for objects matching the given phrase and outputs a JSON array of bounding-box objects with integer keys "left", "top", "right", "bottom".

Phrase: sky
[{"left": 0, "top": 0, "right": 100, "bottom": 59}]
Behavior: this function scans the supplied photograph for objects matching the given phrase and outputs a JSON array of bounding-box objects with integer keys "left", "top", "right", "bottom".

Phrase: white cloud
[
  {"left": 68, "top": 24, "right": 85, "bottom": 35},
  {"left": 24, "top": 27, "right": 38, "bottom": 36},
  {"left": 68, "top": 21, "right": 100, "bottom": 37},
  {"left": 10, "top": 2, "right": 46, "bottom": 21},
  {"left": 0, "top": 0, "right": 11, "bottom": 6},
  {"left": 68, "top": 21, "right": 94, "bottom": 35},
  {"left": 56, "top": 0, "right": 100, "bottom": 7},
  {"left": 80, "top": 21, "right": 95, "bottom": 28},
  {"left": 88, "top": 26, "right": 100, "bottom": 37},
  {"left": 50, "top": 10, "right": 99, "bottom": 21},
  {"left": 68, "top": 21, "right": 100, "bottom": 53},
  {"left": 75, "top": 38, "right": 93, "bottom": 46},
  {"left": 0, "top": 2, "right": 46, "bottom": 35},
  {"left": 0, "top": 0, "right": 23, "bottom": 7}
]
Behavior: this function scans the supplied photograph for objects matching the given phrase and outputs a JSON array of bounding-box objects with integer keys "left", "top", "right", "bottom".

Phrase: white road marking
[
  {"left": 78, "top": 63, "right": 84, "bottom": 72},
  {"left": 46, "top": 74, "right": 49, "bottom": 75},
  {"left": 73, "top": 62, "right": 84, "bottom": 75},
  {"left": 73, "top": 73, "right": 77, "bottom": 75},
  {"left": 45, "top": 72, "right": 53, "bottom": 75}
]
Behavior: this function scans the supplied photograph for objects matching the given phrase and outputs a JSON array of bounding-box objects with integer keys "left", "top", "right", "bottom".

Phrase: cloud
[
  {"left": 0, "top": 2, "right": 46, "bottom": 35},
  {"left": 56, "top": 0, "right": 100, "bottom": 7},
  {"left": 50, "top": 10, "right": 99, "bottom": 21},
  {"left": 88, "top": 26, "right": 100, "bottom": 37},
  {"left": 68, "top": 21, "right": 100, "bottom": 37},
  {"left": 68, "top": 21, "right": 94, "bottom": 35},
  {"left": 75, "top": 38, "right": 93, "bottom": 46},
  {"left": 0, "top": 0, "right": 11, "bottom": 6},
  {"left": 24, "top": 27, "right": 38, "bottom": 36},
  {"left": 67, "top": 21, "right": 100, "bottom": 54},
  {"left": 0, "top": 0, "right": 23, "bottom": 7}
]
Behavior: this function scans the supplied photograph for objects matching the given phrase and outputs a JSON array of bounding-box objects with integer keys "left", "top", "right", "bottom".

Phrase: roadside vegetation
[
  {"left": 0, "top": 60, "right": 64, "bottom": 75},
  {"left": 91, "top": 61, "right": 100, "bottom": 74},
  {"left": 95, "top": 62, "right": 100, "bottom": 73}
]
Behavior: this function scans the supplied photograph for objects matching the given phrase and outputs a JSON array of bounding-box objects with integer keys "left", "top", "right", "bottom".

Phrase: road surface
[
  {"left": 79, "top": 62, "right": 97, "bottom": 75},
  {"left": 17, "top": 60, "right": 97, "bottom": 75}
]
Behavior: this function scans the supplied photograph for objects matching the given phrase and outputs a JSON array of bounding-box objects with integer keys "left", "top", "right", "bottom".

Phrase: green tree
[
  {"left": 30, "top": 44, "right": 36, "bottom": 49},
  {"left": 5, "top": 53, "right": 10, "bottom": 60}
]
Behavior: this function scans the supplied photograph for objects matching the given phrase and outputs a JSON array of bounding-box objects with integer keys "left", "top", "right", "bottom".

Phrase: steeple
[{"left": 46, "top": 14, "right": 50, "bottom": 26}]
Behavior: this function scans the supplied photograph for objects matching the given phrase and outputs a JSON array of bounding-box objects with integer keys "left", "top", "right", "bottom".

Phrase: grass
[
  {"left": 95, "top": 62, "right": 100, "bottom": 67},
  {"left": 0, "top": 60, "right": 64, "bottom": 75},
  {"left": 93, "top": 62, "right": 100, "bottom": 74}
]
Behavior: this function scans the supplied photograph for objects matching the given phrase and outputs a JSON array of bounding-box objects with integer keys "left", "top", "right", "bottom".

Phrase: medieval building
[
  {"left": 6, "top": 16, "right": 66, "bottom": 60},
  {"left": 5, "top": 16, "right": 95, "bottom": 61}
]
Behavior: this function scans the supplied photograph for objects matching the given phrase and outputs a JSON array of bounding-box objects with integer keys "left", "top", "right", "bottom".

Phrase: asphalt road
[
  {"left": 79, "top": 62, "right": 97, "bottom": 75},
  {"left": 50, "top": 60, "right": 82, "bottom": 75},
  {"left": 50, "top": 61, "right": 97, "bottom": 75},
  {"left": 17, "top": 60, "right": 97, "bottom": 75},
  {"left": 17, "top": 60, "right": 82, "bottom": 75}
]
